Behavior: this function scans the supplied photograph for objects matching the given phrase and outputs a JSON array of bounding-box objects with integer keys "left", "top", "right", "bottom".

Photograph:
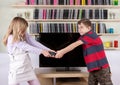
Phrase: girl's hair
[
  {"left": 78, "top": 18, "right": 92, "bottom": 27},
  {"left": 3, "top": 17, "right": 28, "bottom": 46}
]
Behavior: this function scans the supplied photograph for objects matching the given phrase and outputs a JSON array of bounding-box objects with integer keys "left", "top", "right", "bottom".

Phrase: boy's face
[{"left": 78, "top": 23, "right": 91, "bottom": 35}]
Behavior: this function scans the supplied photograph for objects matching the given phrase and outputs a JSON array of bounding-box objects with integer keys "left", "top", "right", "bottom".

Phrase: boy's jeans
[{"left": 88, "top": 67, "right": 113, "bottom": 85}]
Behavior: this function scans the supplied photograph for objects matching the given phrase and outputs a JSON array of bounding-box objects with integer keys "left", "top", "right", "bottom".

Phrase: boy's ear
[{"left": 89, "top": 26, "right": 92, "bottom": 30}]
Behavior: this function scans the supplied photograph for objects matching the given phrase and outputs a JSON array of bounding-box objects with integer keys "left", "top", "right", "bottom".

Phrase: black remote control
[{"left": 49, "top": 51, "right": 56, "bottom": 56}]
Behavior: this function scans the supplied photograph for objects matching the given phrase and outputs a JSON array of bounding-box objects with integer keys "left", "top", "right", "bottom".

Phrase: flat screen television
[{"left": 38, "top": 33, "right": 86, "bottom": 70}]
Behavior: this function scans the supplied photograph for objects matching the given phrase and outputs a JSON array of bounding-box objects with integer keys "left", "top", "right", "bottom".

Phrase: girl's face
[
  {"left": 78, "top": 23, "right": 91, "bottom": 35},
  {"left": 18, "top": 28, "right": 26, "bottom": 38}
]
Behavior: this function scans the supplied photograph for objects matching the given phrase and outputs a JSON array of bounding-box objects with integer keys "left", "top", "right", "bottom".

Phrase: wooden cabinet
[{"left": 35, "top": 68, "right": 89, "bottom": 85}]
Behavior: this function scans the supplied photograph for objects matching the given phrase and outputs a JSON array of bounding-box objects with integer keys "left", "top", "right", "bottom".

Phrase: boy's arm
[{"left": 55, "top": 40, "right": 83, "bottom": 58}]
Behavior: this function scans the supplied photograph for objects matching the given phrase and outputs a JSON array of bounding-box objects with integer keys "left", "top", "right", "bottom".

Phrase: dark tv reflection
[{"left": 38, "top": 33, "right": 86, "bottom": 67}]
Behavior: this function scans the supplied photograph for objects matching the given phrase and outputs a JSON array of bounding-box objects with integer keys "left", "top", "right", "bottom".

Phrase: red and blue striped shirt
[{"left": 78, "top": 30, "right": 109, "bottom": 72}]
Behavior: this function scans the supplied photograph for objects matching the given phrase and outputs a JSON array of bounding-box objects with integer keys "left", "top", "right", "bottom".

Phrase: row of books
[
  {"left": 33, "top": 9, "right": 108, "bottom": 19},
  {"left": 26, "top": 0, "right": 112, "bottom": 5},
  {"left": 29, "top": 22, "right": 107, "bottom": 33},
  {"left": 92, "top": 22, "right": 107, "bottom": 33}
]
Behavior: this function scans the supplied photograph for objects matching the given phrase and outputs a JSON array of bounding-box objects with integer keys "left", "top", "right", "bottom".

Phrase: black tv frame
[{"left": 38, "top": 33, "right": 86, "bottom": 70}]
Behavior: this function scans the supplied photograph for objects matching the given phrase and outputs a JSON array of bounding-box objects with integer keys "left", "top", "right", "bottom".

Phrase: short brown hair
[{"left": 78, "top": 19, "right": 91, "bottom": 27}]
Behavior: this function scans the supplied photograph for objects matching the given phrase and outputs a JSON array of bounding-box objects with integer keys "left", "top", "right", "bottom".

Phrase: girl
[{"left": 3, "top": 17, "right": 54, "bottom": 85}]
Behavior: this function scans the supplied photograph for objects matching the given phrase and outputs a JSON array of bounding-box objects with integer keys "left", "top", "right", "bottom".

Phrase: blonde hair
[{"left": 3, "top": 17, "right": 28, "bottom": 46}]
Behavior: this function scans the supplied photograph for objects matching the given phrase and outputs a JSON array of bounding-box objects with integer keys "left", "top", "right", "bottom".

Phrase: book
[
  {"left": 43, "top": 0, "right": 47, "bottom": 5},
  {"left": 39, "top": 0, "right": 43, "bottom": 5},
  {"left": 35, "top": 0, "right": 39, "bottom": 5},
  {"left": 88, "top": 0, "right": 91, "bottom": 5},
  {"left": 30, "top": 0, "right": 35, "bottom": 5},
  {"left": 63, "top": 9, "right": 69, "bottom": 19},
  {"left": 89, "top": 9, "right": 93, "bottom": 19},
  {"left": 95, "top": 9, "right": 99, "bottom": 19},
  {"left": 34, "top": 9, "right": 39, "bottom": 19},
  {"left": 103, "top": 10, "right": 108, "bottom": 19},
  {"left": 70, "top": 0, "right": 74, "bottom": 5},
  {"left": 81, "top": 9, "right": 85, "bottom": 19},
  {"left": 50, "top": 0, "right": 54, "bottom": 5},
  {"left": 43, "top": 9, "right": 47, "bottom": 19},
  {"left": 26, "top": 0, "right": 30, "bottom": 5},
  {"left": 54, "top": 0, "right": 58, "bottom": 5},
  {"left": 59, "top": 0, "right": 64, "bottom": 5},
  {"left": 39, "top": 9, "right": 43, "bottom": 19}
]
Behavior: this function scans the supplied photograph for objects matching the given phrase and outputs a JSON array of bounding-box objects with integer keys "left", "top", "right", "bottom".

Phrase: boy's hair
[
  {"left": 3, "top": 17, "right": 28, "bottom": 46},
  {"left": 78, "top": 19, "right": 92, "bottom": 27}
]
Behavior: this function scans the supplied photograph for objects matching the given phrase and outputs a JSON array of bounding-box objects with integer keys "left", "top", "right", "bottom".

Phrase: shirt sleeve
[
  {"left": 7, "top": 35, "right": 43, "bottom": 55},
  {"left": 15, "top": 41, "right": 42, "bottom": 55},
  {"left": 25, "top": 33, "right": 51, "bottom": 51},
  {"left": 78, "top": 35, "right": 94, "bottom": 45}
]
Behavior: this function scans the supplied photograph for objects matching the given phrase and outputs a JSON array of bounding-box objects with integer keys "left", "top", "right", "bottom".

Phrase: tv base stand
[{"left": 35, "top": 68, "right": 89, "bottom": 85}]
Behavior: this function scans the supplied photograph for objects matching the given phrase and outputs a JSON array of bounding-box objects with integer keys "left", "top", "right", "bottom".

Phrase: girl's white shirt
[{"left": 7, "top": 33, "right": 50, "bottom": 55}]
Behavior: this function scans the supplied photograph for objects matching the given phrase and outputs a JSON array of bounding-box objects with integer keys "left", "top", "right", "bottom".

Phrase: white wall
[{"left": 0, "top": 0, "right": 25, "bottom": 52}]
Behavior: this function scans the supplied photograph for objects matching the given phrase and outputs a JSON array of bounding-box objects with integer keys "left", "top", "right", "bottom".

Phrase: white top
[{"left": 7, "top": 33, "right": 50, "bottom": 55}]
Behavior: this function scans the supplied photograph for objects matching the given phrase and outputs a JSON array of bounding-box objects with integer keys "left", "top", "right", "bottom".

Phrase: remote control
[{"left": 49, "top": 51, "right": 56, "bottom": 56}]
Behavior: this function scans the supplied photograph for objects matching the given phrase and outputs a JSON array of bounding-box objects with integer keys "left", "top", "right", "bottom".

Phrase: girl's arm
[
  {"left": 25, "top": 33, "right": 51, "bottom": 50},
  {"left": 7, "top": 35, "right": 51, "bottom": 57},
  {"left": 15, "top": 41, "right": 51, "bottom": 57}
]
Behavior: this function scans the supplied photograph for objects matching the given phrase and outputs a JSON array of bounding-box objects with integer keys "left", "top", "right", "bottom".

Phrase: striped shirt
[{"left": 78, "top": 30, "right": 109, "bottom": 72}]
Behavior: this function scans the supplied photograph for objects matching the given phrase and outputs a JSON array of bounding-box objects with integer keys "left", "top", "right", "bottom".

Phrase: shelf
[
  {"left": 12, "top": 5, "right": 120, "bottom": 9},
  {"left": 98, "top": 33, "right": 120, "bottom": 36},
  {"left": 30, "top": 33, "right": 120, "bottom": 36},
  {"left": 104, "top": 47, "right": 120, "bottom": 50},
  {"left": 27, "top": 19, "right": 120, "bottom": 22},
  {"left": 29, "top": 33, "right": 39, "bottom": 36}
]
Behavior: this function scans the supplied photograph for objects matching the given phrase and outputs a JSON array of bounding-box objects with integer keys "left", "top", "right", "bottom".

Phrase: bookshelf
[
  {"left": 12, "top": 5, "right": 120, "bottom": 9},
  {"left": 12, "top": 0, "right": 120, "bottom": 51},
  {"left": 24, "top": 19, "right": 120, "bottom": 22}
]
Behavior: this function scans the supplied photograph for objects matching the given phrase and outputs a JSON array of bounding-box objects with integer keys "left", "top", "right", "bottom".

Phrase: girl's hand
[{"left": 41, "top": 50, "right": 51, "bottom": 57}]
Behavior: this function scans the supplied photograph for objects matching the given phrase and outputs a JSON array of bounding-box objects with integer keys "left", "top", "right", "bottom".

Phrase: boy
[{"left": 55, "top": 19, "right": 113, "bottom": 85}]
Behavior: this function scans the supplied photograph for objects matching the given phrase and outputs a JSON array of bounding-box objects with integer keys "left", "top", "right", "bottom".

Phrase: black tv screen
[{"left": 38, "top": 33, "right": 86, "bottom": 67}]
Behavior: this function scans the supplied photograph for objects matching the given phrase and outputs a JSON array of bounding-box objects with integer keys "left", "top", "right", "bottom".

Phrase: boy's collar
[{"left": 81, "top": 30, "right": 92, "bottom": 36}]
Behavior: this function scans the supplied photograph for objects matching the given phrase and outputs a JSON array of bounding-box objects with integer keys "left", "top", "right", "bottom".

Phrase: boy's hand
[{"left": 55, "top": 50, "right": 64, "bottom": 58}]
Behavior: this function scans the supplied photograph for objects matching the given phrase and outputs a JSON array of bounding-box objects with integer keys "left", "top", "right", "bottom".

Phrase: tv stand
[
  {"left": 35, "top": 68, "right": 89, "bottom": 85},
  {"left": 65, "top": 67, "right": 70, "bottom": 71},
  {"left": 55, "top": 67, "right": 81, "bottom": 72}
]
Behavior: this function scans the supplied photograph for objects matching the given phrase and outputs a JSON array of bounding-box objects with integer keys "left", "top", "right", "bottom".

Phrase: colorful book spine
[
  {"left": 70, "top": 0, "right": 74, "bottom": 5},
  {"left": 30, "top": 0, "right": 35, "bottom": 5},
  {"left": 26, "top": 0, "right": 29, "bottom": 5},
  {"left": 43, "top": 9, "right": 47, "bottom": 19},
  {"left": 54, "top": 0, "right": 58, "bottom": 5},
  {"left": 88, "top": 0, "right": 91, "bottom": 5},
  {"left": 82, "top": 0, "right": 85, "bottom": 5},
  {"left": 76, "top": 0, "right": 80, "bottom": 5}
]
